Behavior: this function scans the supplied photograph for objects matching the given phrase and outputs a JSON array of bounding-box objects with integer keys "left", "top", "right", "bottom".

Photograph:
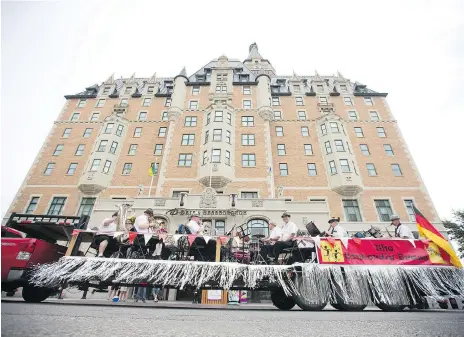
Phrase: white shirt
[
  {"left": 332, "top": 225, "right": 348, "bottom": 238},
  {"left": 280, "top": 221, "right": 298, "bottom": 241},
  {"left": 269, "top": 226, "right": 282, "bottom": 241},
  {"left": 134, "top": 214, "right": 150, "bottom": 234},
  {"left": 396, "top": 224, "right": 414, "bottom": 239},
  {"left": 98, "top": 217, "right": 116, "bottom": 234},
  {"left": 186, "top": 219, "right": 200, "bottom": 234}
]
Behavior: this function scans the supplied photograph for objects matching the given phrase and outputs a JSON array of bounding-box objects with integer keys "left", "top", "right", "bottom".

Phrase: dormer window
[
  {"left": 217, "top": 74, "right": 227, "bottom": 82},
  {"left": 239, "top": 74, "right": 249, "bottom": 82},
  {"left": 102, "top": 87, "right": 111, "bottom": 95},
  {"left": 124, "top": 87, "right": 132, "bottom": 95},
  {"left": 316, "top": 85, "right": 324, "bottom": 93},
  {"left": 196, "top": 75, "right": 205, "bottom": 82},
  {"left": 167, "top": 86, "right": 173, "bottom": 94},
  {"left": 293, "top": 85, "right": 300, "bottom": 93},
  {"left": 339, "top": 84, "right": 347, "bottom": 93},
  {"left": 147, "top": 86, "right": 155, "bottom": 94}
]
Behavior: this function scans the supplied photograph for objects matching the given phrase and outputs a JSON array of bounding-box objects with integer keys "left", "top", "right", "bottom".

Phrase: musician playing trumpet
[{"left": 327, "top": 217, "right": 348, "bottom": 238}]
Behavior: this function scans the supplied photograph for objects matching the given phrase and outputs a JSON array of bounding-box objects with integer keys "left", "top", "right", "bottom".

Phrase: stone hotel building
[{"left": 4, "top": 43, "right": 443, "bottom": 237}]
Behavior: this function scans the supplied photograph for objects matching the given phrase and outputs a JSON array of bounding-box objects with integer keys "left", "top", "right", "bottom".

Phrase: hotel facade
[{"left": 4, "top": 43, "right": 442, "bottom": 238}]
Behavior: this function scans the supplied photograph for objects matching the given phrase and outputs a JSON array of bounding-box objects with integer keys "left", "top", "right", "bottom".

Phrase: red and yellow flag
[{"left": 414, "top": 206, "right": 462, "bottom": 268}]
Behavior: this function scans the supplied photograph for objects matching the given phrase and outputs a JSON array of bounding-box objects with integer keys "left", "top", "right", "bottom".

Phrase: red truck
[{"left": 1, "top": 213, "right": 89, "bottom": 302}]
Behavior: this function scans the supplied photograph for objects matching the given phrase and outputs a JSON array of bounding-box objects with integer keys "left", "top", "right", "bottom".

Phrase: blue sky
[{"left": 1, "top": 0, "right": 463, "bottom": 220}]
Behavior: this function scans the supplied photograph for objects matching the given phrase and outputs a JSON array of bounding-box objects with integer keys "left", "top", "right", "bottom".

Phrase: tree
[{"left": 443, "top": 210, "right": 464, "bottom": 258}]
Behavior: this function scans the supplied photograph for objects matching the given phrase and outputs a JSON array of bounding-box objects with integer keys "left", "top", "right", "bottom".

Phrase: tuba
[{"left": 115, "top": 203, "right": 133, "bottom": 232}]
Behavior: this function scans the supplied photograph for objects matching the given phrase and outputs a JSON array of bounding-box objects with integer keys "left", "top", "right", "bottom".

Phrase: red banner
[{"left": 316, "top": 238, "right": 453, "bottom": 266}]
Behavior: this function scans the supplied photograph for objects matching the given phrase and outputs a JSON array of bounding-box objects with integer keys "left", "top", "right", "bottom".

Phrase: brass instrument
[
  {"left": 115, "top": 203, "right": 133, "bottom": 232},
  {"left": 385, "top": 226, "right": 393, "bottom": 238}
]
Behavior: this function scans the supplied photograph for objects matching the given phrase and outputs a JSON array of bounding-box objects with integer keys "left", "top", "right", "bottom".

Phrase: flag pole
[{"left": 148, "top": 175, "right": 154, "bottom": 197}]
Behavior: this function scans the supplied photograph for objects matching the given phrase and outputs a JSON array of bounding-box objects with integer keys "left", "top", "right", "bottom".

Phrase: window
[
  {"left": 277, "top": 144, "right": 286, "bottom": 155},
  {"left": 77, "top": 99, "right": 87, "bottom": 108},
  {"left": 158, "top": 127, "right": 167, "bottom": 137},
  {"left": 96, "top": 99, "right": 105, "bottom": 107},
  {"left": 334, "top": 140, "right": 345, "bottom": 152},
  {"left": 243, "top": 100, "right": 252, "bottom": 109},
  {"left": 202, "top": 151, "right": 208, "bottom": 165},
  {"left": 343, "top": 200, "right": 362, "bottom": 222},
  {"left": 247, "top": 218, "right": 269, "bottom": 238},
  {"left": 348, "top": 111, "right": 358, "bottom": 120},
  {"left": 241, "top": 116, "right": 254, "bottom": 127},
  {"left": 206, "top": 113, "right": 211, "bottom": 125},
  {"left": 272, "top": 97, "right": 280, "bottom": 106},
  {"left": 138, "top": 112, "right": 147, "bottom": 121},
  {"left": 214, "top": 220, "right": 226, "bottom": 235},
  {"left": 225, "top": 150, "right": 231, "bottom": 165},
  {"left": 304, "top": 144, "right": 313, "bottom": 155},
  {"left": 301, "top": 126, "right": 309, "bottom": 137},
  {"left": 295, "top": 97, "right": 304, "bottom": 106},
  {"left": 360, "top": 144, "right": 370, "bottom": 155},
  {"left": 102, "top": 87, "right": 110, "bottom": 95},
  {"left": 226, "top": 130, "right": 231, "bottom": 144},
  {"left": 142, "top": 98, "right": 152, "bottom": 107},
  {"left": 67, "top": 163, "right": 78, "bottom": 175},
  {"left": 316, "top": 84, "right": 324, "bottom": 93},
  {"left": 217, "top": 73, "right": 227, "bottom": 81},
  {"left": 377, "top": 127, "right": 386, "bottom": 138},
  {"left": 297, "top": 111, "right": 306, "bottom": 120},
  {"left": 375, "top": 199, "right": 393, "bottom": 222},
  {"left": 97, "top": 140, "right": 108, "bottom": 152},
  {"left": 404, "top": 200, "right": 416, "bottom": 222},
  {"left": 122, "top": 163, "right": 132, "bottom": 175},
  {"left": 189, "top": 101, "right": 199, "bottom": 110},
  {"left": 192, "top": 86, "right": 200, "bottom": 95},
  {"left": 90, "top": 112, "right": 100, "bottom": 121},
  {"left": 90, "top": 159, "right": 101, "bottom": 172},
  {"left": 47, "top": 197, "right": 67, "bottom": 215},
  {"left": 77, "top": 198, "right": 96, "bottom": 216},
  {"left": 161, "top": 111, "right": 168, "bottom": 121},
  {"left": 25, "top": 197, "right": 40, "bottom": 214},
  {"left": 369, "top": 111, "right": 380, "bottom": 121},
  {"left": 133, "top": 127, "right": 142, "bottom": 138},
  {"left": 384, "top": 144, "right": 394, "bottom": 156},
  {"left": 184, "top": 116, "right": 197, "bottom": 127},
  {"left": 44, "top": 163, "right": 55, "bottom": 175},
  {"left": 276, "top": 126, "right": 284, "bottom": 136},
  {"left": 104, "top": 123, "right": 114, "bottom": 134},
  {"left": 71, "top": 113, "right": 80, "bottom": 121},
  {"left": 109, "top": 141, "right": 118, "bottom": 154},
  {"left": 123, "top": 86, "right": 132, "bottom": 95},
  {"left": 214, "top": 111, "right": 223, "bottom": 122},
  {"left": 75, "top": 144, "right": 85, "bottom": 156},
  {"left": 279, "top": 163, "right": 288, "bottom": 176},
  {"left": 116, "top": 125, "right": 124, "bottom": 136},
  {"left": 329, "top": 161, "right": 337, "bottom": 175},
  {"left": 53, "top": 144, "right": 64, "bottom": 156},
  {"left": 239, "top": 74, "right": 249, "bottom": 82},
  {"left": 204, "top": 130, "right": 209, "bottom": 143},
  {"left": 165, "top": 98, "right": 171, "bottom": 107},
  {"left": 120, "top": 99, "right": 129, "bottom": 108},
  {"left": 340, "top": 159, "right": 351, "bottom": 173},
  {"left": 330, "top": 122, "right": 340, "bottom": 133},
  {"left": 366, "top": 163, "right": 377, "bottom": 176},
  {"left": 391, "top": 164, "right": 403, "bottom": 176},
  {"left": 242, "top": 154, "right": 256, "bottom": 167},
  {"left": 62, "top": 128, "right": 72, "bottom": 138},
  {"left": 343, "top": 96, "right": 353, "bottom": 105},
  {"left": 213, "top": 129, "right": 222, "bottom": 141},
  {"left": 182, "top": 134, "right": 195, "bottom": 145},
  {"left": 321, "top": 124, "right": 327, "bottom": 135},
  {"left": 307, "top": 163, "right": 317, "bottom": 176},
  {"left": 147, "top": 86, "right": 155, "bottom": 94},
  {"left": 178, "top": 154, "right": 193, "bottom": 166},
  {"left": 354, "top": 127, "right": 364, "bottom": 137},
  {"left": 154, "top": 144, "right": 163, "bottom": 155},
  {"left": 339, "top": 85, "right": 347, "bottom": 93},
  {"left": 215, "top": 85, "right": 227, "bottom": 93},
  {"left": 241, "top": 192, "right": 258, "bottom": 199},
  {"left": 242, "top": 134, "right": 255, "bottom": 146},
  {"left": 293, "top": 85, "right": 300, "bottom": 93},
  {"left": 212, "top": 149, "right": 221, "bottom": 163},
  {"left": 274, "top": 111, "right": 282, "bottom": 120},
  {"left": 226, "top": 112, "right": 231, "bottom": 125},
  {"left": 324, "top": 141, "right": 332, "bottom": 154},
  {"left": 364, "top": 97, "right": 373, "bottom": 105},
  {"left": 128, "top": 144, "right": 137, "bottom": 155},
  {"left": 243, "top": 86, "right": 251, "bottom": 95}
]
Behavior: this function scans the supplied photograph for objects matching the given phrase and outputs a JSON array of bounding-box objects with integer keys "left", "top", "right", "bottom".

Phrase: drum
[
  {"left": 249, "top": 241, "right": 263, "bottom": 252},
  {"left": 233, "top": 250, "right": 251, "bottom": 263},
  {"left": 353, "top": 232, "right": 365, "bottom": 238}
]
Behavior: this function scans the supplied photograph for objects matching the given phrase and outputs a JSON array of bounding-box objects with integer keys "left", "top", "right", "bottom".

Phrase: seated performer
[
  {"left": 185, "top": 212, "right": 201, "bottom": 234},
  {"left": 231, "top": 230, "right": 251, "bottom": 263},
  {"left": 391, "top": 214, "right": 414, "bottom": 239},
  {"left": 327, "top": 217, "right": 348, "bottom": 238},
  {"left": 186, "top": 212, "right": 217, "bottom": 261},
  {"left": 260, "top": 220, "right": 281, "bottom": 262},
  {"left": 93, "top": 212, "right": 118, "bottom": 257},
  {"left": 273, "top": 212, "right": 298, "bottom": 263},
  {"left": 133, "top": 208, "right": 155, "bottom": 234}
]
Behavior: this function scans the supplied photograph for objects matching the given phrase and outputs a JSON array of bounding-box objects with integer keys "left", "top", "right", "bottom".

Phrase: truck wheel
[
  {"left": 22, "top": 285, "right": 52, "bottom": 303},
  {"left": 375, "top": 303, "right": 406, "bottom": 312},
  {"left": 271, "top": 289, "right": 295, "bottom": 310},
  {"left": 331, "top": 302, "right": 367, "bottom": 311},
  {"left": 292, "top": 273, "right": 327, "bottom": 311}
]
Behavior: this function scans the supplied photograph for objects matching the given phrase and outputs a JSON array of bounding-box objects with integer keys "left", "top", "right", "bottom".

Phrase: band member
[
  {"left": 231, "top": 230, "right": 251, "bottom": 263},
  {"left": 391, "top": 214, "right": 414, "bottom": 239},
  {"left": 273, "top": 212, "right": 298, "bottom": 263},
  {"left": 327, "top": 217, "right": 348, "bottom": 238},
  {"left": 185, "top": 212, "right": 201, "bottom": 234},
  {"left": 93, "top": 212, "right": 118, "bottom": 257},
  {"left": 260, "top": 220, "right": 281, "bottom": 261},
  {"left": 133, "top": 208, "right": 155, "bottom": 234}
]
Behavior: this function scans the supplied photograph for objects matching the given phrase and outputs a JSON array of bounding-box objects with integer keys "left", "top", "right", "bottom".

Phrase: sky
[{"left": 1, "top": 0, "right": 463, "bottom": 221}]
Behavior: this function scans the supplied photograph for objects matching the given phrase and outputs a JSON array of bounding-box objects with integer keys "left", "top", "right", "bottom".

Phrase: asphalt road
[{"left": 2, "top": 302, "right": 464, "bottom": 337}]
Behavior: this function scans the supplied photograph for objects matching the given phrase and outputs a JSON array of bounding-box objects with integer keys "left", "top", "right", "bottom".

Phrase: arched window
[{"left": 247, "top": 219, "right": 269, "bottom": 238}]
